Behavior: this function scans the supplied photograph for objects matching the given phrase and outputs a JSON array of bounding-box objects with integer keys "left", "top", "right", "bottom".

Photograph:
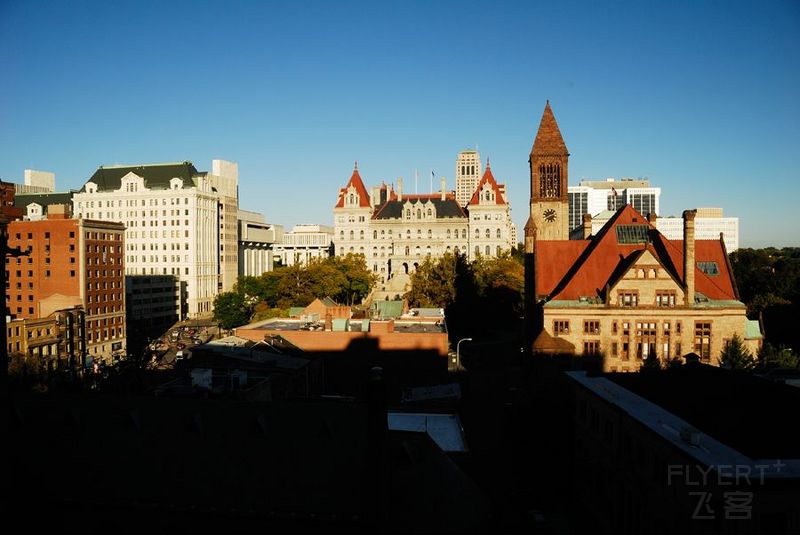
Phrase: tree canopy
[{"left": 213, "top": 254, "right": 378, "bottom": 329}]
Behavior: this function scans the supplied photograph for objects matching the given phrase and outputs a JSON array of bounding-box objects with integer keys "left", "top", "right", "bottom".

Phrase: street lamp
[{"left": 456, "top": 337, "right": 473, "bottom": 370}]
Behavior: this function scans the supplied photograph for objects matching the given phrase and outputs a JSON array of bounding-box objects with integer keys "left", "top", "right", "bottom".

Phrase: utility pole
[{"left": 0, "top": 213, "right": 30, "bottom": 394}]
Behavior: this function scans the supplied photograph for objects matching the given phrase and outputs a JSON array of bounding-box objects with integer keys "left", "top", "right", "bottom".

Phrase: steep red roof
[
  {"left": 467, "top": 164, "right": 506, "bottom": 206},
  {"left": 535, "top": 205, "right": 737, "bottom": 302},
  {"left": 334, "top": 165, "right": 370, "bottom": 208},
  {"left": 531, "top": 101, "right": 569, "bottom": 156}
]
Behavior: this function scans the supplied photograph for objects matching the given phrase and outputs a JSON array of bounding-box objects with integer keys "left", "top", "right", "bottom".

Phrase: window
[
  {"left": 694, "top": 322, "right": 712, "bottom": 360},
  {"left": 553, "top": 320, "right": 569, "bottom": 335},
  {"left": 485, "top": 228, "right": 490, "bottom": 239},
  {"left": 615, "top": 225, "right": 650, "bottom": 244},
  {"left": 612, "top": 321, "right": 618, "bottom": 335},
  {"left": 583, "top": 341, "right": 600, "bottom": 354},
  {"left": 611, "top": 342, "right": 618, "bottom": 357},
  {"left": 636, "top": 322, "right": 657, "bottom": 360},
  {"left": 618, "top": 291, "right": 638, "bottom": 307},
  {"left": 496, "top": 228, "right": 501, "bottom": 239},
  {"left": 697, "top": 261, "right": 719, "bottom": 276},
  {"left": 583, "top": 320, "right": 600, "bottom": 335},
  {"left": 656, "top": 291, "right": 676, "bottom": 307}
]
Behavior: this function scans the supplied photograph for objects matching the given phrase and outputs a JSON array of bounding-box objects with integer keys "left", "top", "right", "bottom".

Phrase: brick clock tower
[{"left": 529, "top": 101, "right": 569, "bottom": 240}]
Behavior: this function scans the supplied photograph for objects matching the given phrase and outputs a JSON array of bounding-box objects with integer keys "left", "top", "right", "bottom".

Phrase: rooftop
[{"left": 604, "top": 366, "right": 800, "bottom": 460}]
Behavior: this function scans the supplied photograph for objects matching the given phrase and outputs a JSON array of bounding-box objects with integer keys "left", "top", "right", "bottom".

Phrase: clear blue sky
[{"left": 1, "top": 0, "right": 798, "bottom": 247}]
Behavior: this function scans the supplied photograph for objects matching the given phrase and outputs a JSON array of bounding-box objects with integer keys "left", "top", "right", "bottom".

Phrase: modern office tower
[
  {"left": 273, "top": 224, "right": 334, "bottom": 268},
  {"left": 238, "top": 210, "right": 283, "bottom": 276}
]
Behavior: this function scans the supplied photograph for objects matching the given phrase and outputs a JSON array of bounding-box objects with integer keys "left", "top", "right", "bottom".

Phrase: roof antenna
[
  {"left": 486, "top": 157, "right": 490, "bottom": 169},
  {"left": 354, "top": 160, "right": 358, "bottom": 170}
]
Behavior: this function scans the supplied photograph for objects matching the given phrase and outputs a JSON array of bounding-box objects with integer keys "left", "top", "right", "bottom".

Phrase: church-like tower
[{"left": 529, "top": 101, "right": 569, "bottom": 240}]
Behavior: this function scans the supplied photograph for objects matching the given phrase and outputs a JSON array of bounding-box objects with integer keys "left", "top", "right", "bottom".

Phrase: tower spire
[{"left": 531, "top": 101, "right": 569, "bottom": 156}]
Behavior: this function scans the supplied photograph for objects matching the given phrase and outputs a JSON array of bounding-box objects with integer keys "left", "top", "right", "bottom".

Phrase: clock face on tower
[{"left": 543, "top": 209, "right": 557, "bottom": 223}]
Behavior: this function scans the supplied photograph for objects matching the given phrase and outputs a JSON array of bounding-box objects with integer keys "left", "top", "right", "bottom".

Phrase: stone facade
[
  {"left": 72, "top": 160, "right": 239, "bottom": 318},
  {"left": 334, "top": 160, "right": 515, "bottom": 284}
]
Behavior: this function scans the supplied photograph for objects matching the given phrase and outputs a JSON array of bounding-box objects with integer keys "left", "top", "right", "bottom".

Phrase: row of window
[
  {"left": 13, "top": 231, "right": 75, "bottom": 240},
  {"left": 618, "top": 290, "right": 677, "bottom": 307},
  {"left": 554, "top": 319, "right": 684, "bottom": 336},
  {"left": 78, "top": 198, "right": 190, "bottom": 208}
]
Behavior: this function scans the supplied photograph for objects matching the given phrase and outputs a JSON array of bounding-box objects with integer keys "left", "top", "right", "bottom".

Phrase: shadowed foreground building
[
  {"left": 568, "top": 366, "right": 799, "bottom": 534},
  {"left": 8, "top": 386, "right": 490, "bottom": 533}
]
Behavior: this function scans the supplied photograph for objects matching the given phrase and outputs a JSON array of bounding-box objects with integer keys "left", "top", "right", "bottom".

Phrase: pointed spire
[
  {"left": 354, "top": 160, "right": 358, "bottom": 171},
  {"left": 486, "top": 157, "right": 491, "bottom": 169},
  {"left": 531, "top": 101, "right": 569, "bottom": 156}
]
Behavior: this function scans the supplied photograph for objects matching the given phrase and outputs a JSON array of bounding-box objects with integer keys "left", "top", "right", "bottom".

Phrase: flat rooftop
[{"left": 249, "top": 319, "right": 446, "bottom": 334}]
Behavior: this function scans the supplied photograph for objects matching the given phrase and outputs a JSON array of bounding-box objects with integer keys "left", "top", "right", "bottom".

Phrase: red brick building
[{"left": 5, "top": 212, "right": 126, "bottom": 362}]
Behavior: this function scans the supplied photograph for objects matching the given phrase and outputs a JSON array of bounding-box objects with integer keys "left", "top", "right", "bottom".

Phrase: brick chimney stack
[
  {"left": 582, "top": 213, "right": 592, "bottom": 239},
  {"left": 683, "top": 209, "right": 697, "bottom": 306},
  {"left": 647, "top": 212, "right": 658, "bottom": 226},
  {"left": 397, "top": 177, "right": 403, "bottom": 202}
]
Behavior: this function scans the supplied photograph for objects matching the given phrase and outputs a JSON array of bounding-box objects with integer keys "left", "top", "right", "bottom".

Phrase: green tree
[
  {"left": 719, "top": 334, "right": 757, "bottom": 370},
  {"left": 759, "top": 342, "right": 799, "bottom": 369},
  {"left": 328, "top": 254, "right": 378, "bottom": 305},
  {"left": 276, "top": 259, "right": 348, "bottom": 308},
  {"left": 404, "top": 253, "right": 459, "bottom": 308},
  {"left": 213, "top": 291, "right": 250, "bottom": 329}
]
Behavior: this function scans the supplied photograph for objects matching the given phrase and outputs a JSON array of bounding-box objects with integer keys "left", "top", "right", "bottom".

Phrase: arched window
[
  {"left": 496, "top": 228, "right": 501, "bottom": 239},
  {"left": 349, "top": 230, "right": 354, "bottom": 240},
  {"left": 406, "top": 209, "right": 411, "bottom": 219},
  {"left": 485, "top": 229, "right": 490, "bottom": 239},
  {"left": 360, "top": 230, "right": 364, "bottom": 240},
  {"left": 486, "top": 245, "right": 491, "bottom": 255},
  {"left": 373, "top": 230, "right": 377, "bottom": 239},
  {"left": 406, "top": 229, "right": 411, "bottom": 238},
  {"left": 475, "top": 228, "right": 480, "bottom": 238},
  {"left": 426, "top": 246, "right": 431, "bottom": 256},
  {"left": 380, "top": 247, "right": 385, "bottom": 257},
  {"left": 417, "top": 209, "right": 421, "bottom": 219},
  {"left": 339, "top": 230, "right": 344, "bottom": 240},
  {"left": 415, "top": 246, "right": 421, "bottom": 256},
  {"left": 474, "top": 246, "right": 480, "bottom": 256},
  {"left": 373, "top": 247, "right": 378, "bottom": 257},
  {"left": 497, "top": 246, "right": 501, "bottom": 256},
  {"left": 427, "top": 208, "right": 432, "bottom": 218},
  {"left": 462, "top": 229, "right": 467, "bottom": 239},
  {"left": 446, "top": 229, "right": 451, "bottom": 239},
  {"left": 428, "top": 229, "right": 432, "bottom": 238},
  {"left": 485, "top": 191, "right": 491, "bottom": 201},
  {"left": 405, "top": 246, "right": 410, "bottom": 255}
]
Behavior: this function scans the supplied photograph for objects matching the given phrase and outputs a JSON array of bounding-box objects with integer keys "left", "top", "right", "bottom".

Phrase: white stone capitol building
[{"left": 334, "top": 152, "right": 516, "bottom": 283}]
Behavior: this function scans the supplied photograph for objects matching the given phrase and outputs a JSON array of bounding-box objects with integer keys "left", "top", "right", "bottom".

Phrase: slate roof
[
  {"left": 14, "top": 191, "right": 76, "bottom": 211},
  {"left": 82, "top": 161, "right": 199, "bottom": 192},
  {"left": 334, "top": 166, "right": 371, "bottom": 208},
  {"left": 531, "top": 101, "right": 569, "bottom": 156},
  {"left": 535, "top": 205, "right": 738, "bottom": 302},
  {"left": 467, "top": 164, "right": 506, "bottom": 206},
  {"left": 372, "top": 194, "right": 466, "bottom": 220}
]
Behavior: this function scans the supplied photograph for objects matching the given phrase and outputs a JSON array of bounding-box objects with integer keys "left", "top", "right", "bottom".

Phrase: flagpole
[
  {"left": 430, "top": 170, "right": 433, "bottom": 194},
  {"left": 415, "top": 169, "right": 418, "bottom": 194}
]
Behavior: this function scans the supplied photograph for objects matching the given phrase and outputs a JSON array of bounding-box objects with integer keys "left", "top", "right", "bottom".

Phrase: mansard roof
[
  {"left": 467, "top": 164, "right": 506, "bottom": 206},
  {"left": 14, "top": 191, "right": 75, "bottom": 210},
  {"left": 531, "top": 101, "right": 569, "bottom": 156},
  {"left": 535, "top": 205, "right": 738, "bottom": 302},
  {"left": 83, "top": 161, "right": 200, "bottom": 192},
  {"left": 372, "top": 194, "right": 466, "bottom": 220},
  {"left": 334, "top": 166, "right": 370, "bottom": 208}
]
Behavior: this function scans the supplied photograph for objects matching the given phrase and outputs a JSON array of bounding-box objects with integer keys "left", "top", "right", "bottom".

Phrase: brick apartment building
[{"left": 5, "top": 208, "right": 126, "bottom": 363}]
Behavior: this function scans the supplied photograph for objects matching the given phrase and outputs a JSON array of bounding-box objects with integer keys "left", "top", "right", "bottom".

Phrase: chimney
[
  {"left": 683, "top": 209, "right": 697, "bottom": 306},
  {"left": 397, "top": 177, "right": 403, "bottom": 202},
  {"left": 582, "top": 213, "right": 592, "bottom": 239},
  {"left": 647, "top": 212, "right": 658, "bottom": 230}
]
